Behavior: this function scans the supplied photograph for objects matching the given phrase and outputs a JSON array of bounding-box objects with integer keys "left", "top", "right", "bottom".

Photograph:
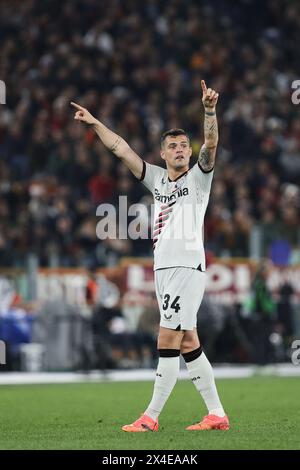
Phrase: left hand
[{"left": 201, "top": 80, "right": 219, "bottom": 111}]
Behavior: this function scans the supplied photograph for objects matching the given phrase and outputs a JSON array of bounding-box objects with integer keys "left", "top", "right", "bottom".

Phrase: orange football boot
[
  {"left": 122, "top": 414, "right": 159, "bottom": 432},
  {"left": 186, "top": 414, "right": 229, "bottom": 431}
]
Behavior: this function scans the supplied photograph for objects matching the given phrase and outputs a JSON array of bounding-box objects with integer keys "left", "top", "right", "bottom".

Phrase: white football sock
[
  {"left": 186, "top": 351, "right": 225, "bottom": 417},
  {"left": 145, "top": 355, "right": 180, "bottom": 420}
]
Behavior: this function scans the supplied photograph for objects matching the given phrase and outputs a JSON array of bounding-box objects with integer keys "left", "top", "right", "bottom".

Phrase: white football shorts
[{"left": 154, "top": 267, "right": 206, "bottom": 331}]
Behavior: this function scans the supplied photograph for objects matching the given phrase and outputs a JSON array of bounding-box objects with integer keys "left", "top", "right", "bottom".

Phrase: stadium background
[{"left": 1, "top": 0, "right": 300, "bottom": 451}]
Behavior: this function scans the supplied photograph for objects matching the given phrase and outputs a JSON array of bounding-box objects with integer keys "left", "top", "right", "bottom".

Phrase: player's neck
[{"left": 167, "top": 165, "right": 189, "bottom": 182}]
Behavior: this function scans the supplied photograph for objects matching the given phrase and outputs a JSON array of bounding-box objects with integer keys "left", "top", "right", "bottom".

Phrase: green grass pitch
[{"left": 0, "top": 376, "right": 299, "bottom": 450}]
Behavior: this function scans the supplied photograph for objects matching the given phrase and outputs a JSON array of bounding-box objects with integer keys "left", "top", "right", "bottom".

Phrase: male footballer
[{"left": 71, "top": 80, "right": 229, "bottom": 432}]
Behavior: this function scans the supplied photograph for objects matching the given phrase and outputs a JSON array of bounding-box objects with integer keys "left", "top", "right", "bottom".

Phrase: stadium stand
[{"left": 0, "top": 0, "right": 300, "bottom": 267}]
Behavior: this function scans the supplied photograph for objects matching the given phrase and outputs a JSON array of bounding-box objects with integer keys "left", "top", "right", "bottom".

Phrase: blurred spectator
[
  {"left": 197, "top": 295, "right": 226, "bottom": 360},
  {"left": 136, "top": 293, "right": 160, "bottom": 367},
  {"left": 91, "top": 303, "right": 143, "bottom": 369},
  {"left": 277, "top": 282, "right": 295, "bottom": 356},
  {"left": 86, "top": 269, "right": 100, "bottom": 306},
  {"left": 243, "top": 261, "right": 277, "bottom": 364},
  {"left": 0, "top": 292, "right": 34, "bottom": 371}
]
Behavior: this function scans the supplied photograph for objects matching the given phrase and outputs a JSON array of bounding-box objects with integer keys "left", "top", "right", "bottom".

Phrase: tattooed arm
[
  {"left": 70, "top": 102, "right": 143, "bottom": 179},
  {"left": 198, "top": 80, "right": 219, "bottom": 172}
]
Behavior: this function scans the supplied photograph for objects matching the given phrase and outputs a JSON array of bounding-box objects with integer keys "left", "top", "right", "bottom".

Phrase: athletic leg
[
  {"left": 122, "top": 326, "right": 183, "bottom": 432},
  {"left": 181, "top": 329, "right": 229, "bottom": 430},
  {"left": 144, "top": 326, "right": 183, "bottom": 420}
]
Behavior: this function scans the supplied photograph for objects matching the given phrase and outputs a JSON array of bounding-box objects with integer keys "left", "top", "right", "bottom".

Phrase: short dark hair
[{"left": 160, "top": 128, "right": 190, "bottom": 148}]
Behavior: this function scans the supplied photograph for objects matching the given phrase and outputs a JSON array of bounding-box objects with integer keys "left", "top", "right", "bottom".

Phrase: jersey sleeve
[
  {"left": 190, "top": 161, "right": 214, "bottom": 193},
  {"left": 139, "top": 161, "right": 165, "bottom": 193}
]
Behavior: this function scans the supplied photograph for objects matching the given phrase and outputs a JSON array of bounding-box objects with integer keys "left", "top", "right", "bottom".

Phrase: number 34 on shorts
[
  {"left": 162, "top": 294, "right": 181, "bottom": 317},
  {"left": 155, "top": 267, "right": 205, "bottom": 331}
]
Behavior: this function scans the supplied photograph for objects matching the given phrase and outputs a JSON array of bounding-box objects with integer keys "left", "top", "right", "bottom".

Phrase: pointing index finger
[
  {"left": 201, "top": 80, "right": 207, "bottom": 93},
  {"left": 70, "top": 101, "right": 84, "bottom": 111}
]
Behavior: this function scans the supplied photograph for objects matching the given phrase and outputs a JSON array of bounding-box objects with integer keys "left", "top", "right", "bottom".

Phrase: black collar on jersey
[{"left": 167, "top": 168, "right": 189, "bottom": 182}]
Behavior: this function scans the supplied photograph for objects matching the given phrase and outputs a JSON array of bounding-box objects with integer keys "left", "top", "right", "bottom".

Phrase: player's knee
[
  {"left": 157, "top": 329, "right": 183, "bottom": 350},
  {"left": 180, "top": 338, "right": 201, "bottom": 354},
  {"left": 180, "top": 330, "right": 200, "bottom": 353}
]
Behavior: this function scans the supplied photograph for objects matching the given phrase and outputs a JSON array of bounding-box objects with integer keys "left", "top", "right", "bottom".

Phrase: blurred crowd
[
  {"left": 1, "top": 260, "right": 297, "bottom": 370},
  {"left": 1, "top": 0, "right": 300, "bottom": 268}
]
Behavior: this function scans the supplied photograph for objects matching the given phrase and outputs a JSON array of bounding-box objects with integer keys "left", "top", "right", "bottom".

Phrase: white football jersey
[{"left": 140, "top": 161, "right": 214, "bottom": 271}]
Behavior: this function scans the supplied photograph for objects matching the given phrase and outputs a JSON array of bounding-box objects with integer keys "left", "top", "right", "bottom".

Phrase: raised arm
[
  {"left": 70, "top": 102, "right": 143, "bottom": 179},
  {"left": 198, "top": 80, "right": 219, "bottom": 172}
]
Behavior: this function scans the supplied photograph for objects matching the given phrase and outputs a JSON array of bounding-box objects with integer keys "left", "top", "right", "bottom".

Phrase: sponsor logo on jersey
[{"left": 154, "top": 187, "right": 189, "bottom": 203}]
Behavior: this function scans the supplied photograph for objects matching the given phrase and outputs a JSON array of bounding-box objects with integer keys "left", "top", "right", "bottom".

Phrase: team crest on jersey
[{"left": 174, "top": 178, "right": 185, "bottom": 190}]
